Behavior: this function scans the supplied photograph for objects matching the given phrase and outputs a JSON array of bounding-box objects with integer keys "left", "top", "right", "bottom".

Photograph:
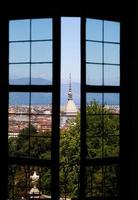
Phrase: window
[
  {"left": 80, "top": 18, "right": 120, "bottom": 199},
  {"left": 7, "top": 17, "right": 60, "bottom": 200}
]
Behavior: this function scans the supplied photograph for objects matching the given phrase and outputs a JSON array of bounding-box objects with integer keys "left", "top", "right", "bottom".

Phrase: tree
[
  {"left": 60, "top": 115, "right": 80, "bottom": 198},
  {"left": 60, "top": 101, "right": 119, "bottom": 198}
]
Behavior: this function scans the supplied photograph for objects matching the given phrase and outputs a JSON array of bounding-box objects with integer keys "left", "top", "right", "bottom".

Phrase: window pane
[
  {"left": 8, "top": 114, "right": 29, "bottom": 139},
  {"left": 86, "top": 136, "right": 103, "bottom": 158},
  {"left": 9, "top": 92, "right": 29, "bottom": 110},
  {"left": 86, "top": 166, "right": 103, "bottom": 197},
  {"left": 86, "top": 19, "right": 102, "bottom": 41},
  {"left": 104, "top": 43, "right": 120, "bottom": 64},
  {"left": 29, "top": 133, "right": 51, "bottom": 160},
  {"left": 31, "top": 63, "right": 52, "bottom": 85},
  {"left": 86, "top": 64, "right": 102, "bottom": 85},
  {"left": 31, "top": 41, "right": 52, "bottom": 62},
  {"left": 104, "top": 20, "right": 120, "bottom": 43},
  {"left": 104, "top": 65, "right": 120, "bottom": 86},
  {"left": 9, "top": 64, "right": 30, "bottom": 85},
  {"left": 9, "top": 19, "right": 30, "bottom": 41},
  {"left": 104, "top": 115, "right": 120, "bottom": 136},
  {"left": 104, "top": 135, "right": 119, "bottom": 157},
  {"left": 104, "top": 93, "right": 120, "bottom": 108},
  {"left": 87, "top": 115, "right": 103, "bottom": 137},
  {"left": 86, "top": 93, "right": 103, "bottom": 111},
  {"left": 32, "top": 18, "right": 52, "bottom": 40},
  {"left": 31, "top": 93, "right": 52, "bottom": 107},
  {"left": 86, "top": 165, "right": 120, "bottom": 198},
  {"left": 86, "top": 42, "right": 102, "bottom": 63},
  {"left": 9, "top": 42, "right": 30, "bottom": 63}
]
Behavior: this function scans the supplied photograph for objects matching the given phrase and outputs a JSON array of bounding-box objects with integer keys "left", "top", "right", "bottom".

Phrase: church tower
[
  {"left": 60, "top": 73, "right": 78, "bottom": 128},
  {"left": 64, "top": 73, "right": 78, "bottom": 117}
]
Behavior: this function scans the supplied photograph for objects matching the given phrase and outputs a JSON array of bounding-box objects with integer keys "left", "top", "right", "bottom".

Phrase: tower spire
[{"left": 68, "top": 73, "right": 72, "bottom": 100}]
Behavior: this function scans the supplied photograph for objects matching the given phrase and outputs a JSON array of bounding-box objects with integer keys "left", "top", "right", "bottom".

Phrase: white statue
[{"left": 30, "top": 171, "right": 39, "bottom": 188}]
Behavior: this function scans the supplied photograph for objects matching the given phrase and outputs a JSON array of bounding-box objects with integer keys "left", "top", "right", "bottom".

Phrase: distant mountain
[
  {"left": 10, "top": 78, "right": 52, "bottom": 85},
  {"left": 9, "top": 78, "right": 119, "bottom": 105},
  {"left": 9, "top": 78, "right": 80, "bottom": 106}
]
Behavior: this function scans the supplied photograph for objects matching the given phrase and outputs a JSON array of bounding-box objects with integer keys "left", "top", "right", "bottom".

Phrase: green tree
[
  {"left": 60, "top": 101, "right": 119, "bottom": 198},
  {"left": 60, "top": 115, "right": 80, "bottom": 198}
]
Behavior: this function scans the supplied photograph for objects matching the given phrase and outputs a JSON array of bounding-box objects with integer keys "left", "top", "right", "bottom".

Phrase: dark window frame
[{"left": 80, "top": 17, "right": 121, "bottom": 200}]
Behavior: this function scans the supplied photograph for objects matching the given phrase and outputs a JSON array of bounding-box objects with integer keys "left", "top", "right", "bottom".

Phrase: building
[{"left": 60, "top": 73, "right": 78, "bottom": 128}]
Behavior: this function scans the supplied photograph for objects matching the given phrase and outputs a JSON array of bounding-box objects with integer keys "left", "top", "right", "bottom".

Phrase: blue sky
[
  {"left": 61, "top": 17, "right": 80, "bottom": 83},
  {"left": 9, "top": 17, "right": 120, "bottom": 86},
  {"left": 9, "top": 18, "right": 120, "bottom": 105}
]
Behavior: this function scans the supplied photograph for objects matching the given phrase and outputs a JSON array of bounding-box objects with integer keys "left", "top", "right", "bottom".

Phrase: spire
[{"left": 68, "top": 73, "right": 72, "bottom": 100}]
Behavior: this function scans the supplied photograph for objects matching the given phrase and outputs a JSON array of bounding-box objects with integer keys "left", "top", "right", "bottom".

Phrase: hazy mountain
[
  {"left": 9, "top": 78, "right": 119, "bottom": 105},
  {"left": 9, "top": 78, "right": 80, "bottom": 105},
  {"left": 10, "top": 78, "right": 52, "bottom": 85}
]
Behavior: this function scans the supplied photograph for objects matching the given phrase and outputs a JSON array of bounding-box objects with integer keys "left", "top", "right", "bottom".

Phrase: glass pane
[
  {"left": 32, "top": 18, "right": 52, "bottom": 40},
  {"left": 86, "top": 166, "right": 103, "bottom": 197},
  {"left": 104, "top": 135, "right": 119, "bottom": 157},
  {"left": 86, "top": 136, "right": 102, "bottom": 158},
  {"left": 31, "top": 41, "right": 52, "bottom": 62},
  {"left": 9, "top": 19, "right": 30, "bottom": 41},
  {"left": 30, "top": 114, "right": 52, "bottom": 132},
  {"left": 9, "top": 42, "right": 30, "bottom": 63},
  {"left": 31, "top": 93, "right": 52, "bottom": 107},
  {"left": 8, "top": 165, "right": 51, "bottom": 199},
  {"left": 9, "top": 64, "right": 30, "bottom": 85},
  {"left": 86, "top": 64, "right": 102, "bottom": 85},
  {"left": 86, "top": 115, "right": 103, "bottom": 137},
  {"left": 104, "top": 65, "right": 120, "bottom": 86},
  {"left": 104, "top": 20, "right": 120, "bottom": 43},
  {"left": 86, "top": 19, "right": 102, "bottom": 41},
  {"left": 29, "top": 133, "right": 51, "bottom": 160},
  {"left": 104, "top": 43, "right": 120, "bottom": 64},
  {"left": 104, "top": 115, "right": 120, "bottom": 136},
  {"left": 31, "top": 63, "right": 52, "bottom": 85},
  {"left": 9, "top": 134, "right": 30, "bottom": 157},
  {"left": 86, "top": 165, "right": 120, "bottom": 198},
  {"left": 104, "top": 165, "right": 120, "bottom": 197},
  {"left": 86, "top": 42, "right": 102, "bottom": 63},
  {"left": 86, "top": 93, "right": 103, "bottom": 112},
  {"left": 8, "top": 114, "right": 29, "bottom": 139},
  {"left": 104, "top": 93, "right": 120, "bottom": 108},
  {"left": 9, "top": 92, "right": 29, "bottom": 110}
]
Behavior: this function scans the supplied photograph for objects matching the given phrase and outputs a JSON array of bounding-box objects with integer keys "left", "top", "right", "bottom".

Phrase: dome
[{"left": 64, "top": 99, "right": 78, "bottom": 115}]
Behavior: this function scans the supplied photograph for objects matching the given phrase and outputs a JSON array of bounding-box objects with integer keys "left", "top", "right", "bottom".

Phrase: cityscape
[{"left": 8, "top": 78, "right": 119, "bottom": 137}]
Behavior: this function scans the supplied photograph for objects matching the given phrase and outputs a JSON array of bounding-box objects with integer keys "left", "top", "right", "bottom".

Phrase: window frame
[
  {"left": 0, "top": 15, "right": 61, "bottom": 200},
  {"left": 80, "top": 17, "right": 121, "bottom": 199}
]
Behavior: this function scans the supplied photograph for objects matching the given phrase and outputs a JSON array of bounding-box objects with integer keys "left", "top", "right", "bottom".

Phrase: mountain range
[
  {"left": 9, "top": 78, "right": 119, "bottom": 105},
  {"left": 9, "top": 78, "right": 80, "bottom": 105}
]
